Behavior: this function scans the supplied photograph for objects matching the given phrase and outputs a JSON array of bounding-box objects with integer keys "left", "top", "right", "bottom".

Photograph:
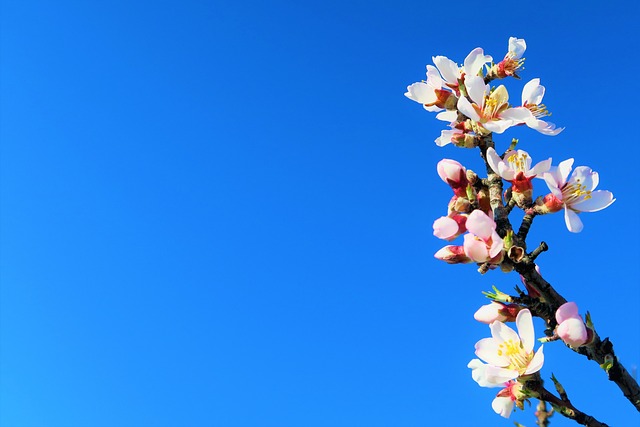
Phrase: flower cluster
[{"left": 406, "top": 37, "right": 618, "bottom": 421}]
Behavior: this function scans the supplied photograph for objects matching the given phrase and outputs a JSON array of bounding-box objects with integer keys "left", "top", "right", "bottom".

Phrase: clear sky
[{"left": 1, "top": 1, "right": 639, "bottom": 426}]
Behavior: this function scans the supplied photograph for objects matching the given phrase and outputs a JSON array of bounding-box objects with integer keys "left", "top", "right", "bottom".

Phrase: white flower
[
  {"left": 542, "top": 159, "right": 615, "bottom": 232},
  {"left": 486, "top": 147, "right": 551, "bottom": 181},
  {"left": 468, "top": 309, "right": 544, "bottom": 387},
  {"left": 457, "top": 76, "right": 520, "bottom": 134},
  {"left": 501, "top": 79, "right": 564, "bottom": 135}
]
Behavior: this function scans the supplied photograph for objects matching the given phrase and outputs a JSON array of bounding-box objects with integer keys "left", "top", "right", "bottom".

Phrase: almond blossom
[
  {"left": 457, "top": 76, "right": 520, "bottom": 134},
  {"left": 489, "top": 37, "right": 527, "bottom": 79},
  {"left": 501, "top": 79, "right": 564, "bottom": 135},
  {"left": 468, "top": 309, "right": 545, "bottom": 388},
  {"left": 541, "top": 159, "right": 615, "bottom": 232},
  {"left": 463, "top": 210, "right": 504, "bottom": 263},
  {"left": 486, "top": 147, "right": 551, "bottom": 206},
  {"left": 405, "top": 47, "right": 492, "bottom": 123}
]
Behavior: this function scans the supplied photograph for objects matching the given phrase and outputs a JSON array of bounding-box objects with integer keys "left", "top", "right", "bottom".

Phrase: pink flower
[
  {"left": 555, "top": 302, "right": 589, "bottom": 347},
  {"left": 463, "top": 210, "right": 504, "bottom": 263}
]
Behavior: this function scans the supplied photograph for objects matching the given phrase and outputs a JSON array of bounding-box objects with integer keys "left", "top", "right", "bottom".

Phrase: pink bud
[
  {"left": 433, "top": 214, "right": 467, "bottom": 241},
  {"left": 434, "top": 245, "right": 472, "bottom": 264},
  {"left": 555, "top": 302, "right": 579, "bottom": 324},
  {"left": 557, "top": 318, "right": 588, "bottom": 347},
  {"left": 437, "top": 159, "right": 469, "bottom": 195},
  {"left": 474, "top": 302, "right": 508, "bottom": 323}
]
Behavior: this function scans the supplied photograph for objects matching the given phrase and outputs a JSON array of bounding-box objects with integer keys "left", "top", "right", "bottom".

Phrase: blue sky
[{"left": 1, "top": 1, "right": 639, "bottom": 426}]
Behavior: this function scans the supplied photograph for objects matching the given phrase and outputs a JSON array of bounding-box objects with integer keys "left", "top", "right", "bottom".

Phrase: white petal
[
  {"left": 464, "top": 47, "right": 492, "bottom": 77},
  {"left": 485, "top": 147, "right": 503, "bottom": 175},
  {"left": 491, "top": 320, "right": 520, "bottom": 346},
  {"left": 435, "top": 110, "right": 458, "bottom": 122},
  {"left": 492, "top": 396, "right": 515, "bottom": 418},
  {"left": 564, "top": 207, "right": 584, "bottom": 233},
  {"left": 483, "top": 119, "right": 514, "bottom": 134},
  {"left": 571, "top": 166, "right": 598, "bottom": 191},
  {"left": 497, "top": 162, "right": 515, "bottom": 181},
  {"left": 475, "top": 337, "right": 510, "bottom": 367},
  {"left": 405, "top": 82, "right": 437, "bottom": 104},
  {"left": 571, "top": 190, "right": 615, "bottom": 212},
  {"left": 500, "top": 107, "right": 533, "bottom": 124},
  {"left": 432, "top": 55, "right": 460, "bottom": 85},
  {"left": 456, "top": 96, "right": 480, "bottom": 121},
  {"left": 508, "top": 37, "right": 526, "bottom": 59},
  {"left": 524, "top": 345, "right": 545, "bottom": 375},
  {"left": 528, "top": 158, "right": 552, "bottom": 177},
  {"left": 522, "top": 78, "right": 544, "bottom": 105},
  {"left": 426, "top": 65, "right": 443, "bottom": 89},
  {"left": 557, "top": 159, "right": 575, "bottom": 187},
  {"left": 465, "top": 75, "right": 488, "bottom": 106},
  {"left": 516, "top": 309, "right": 534, "bottom": 353}
]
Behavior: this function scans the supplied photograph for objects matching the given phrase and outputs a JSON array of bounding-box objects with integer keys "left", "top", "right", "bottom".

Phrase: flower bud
[
  {"left": 437, "top": 159, "right": 469, "bottom": 196},
  {"left": 474, "top": 302, "right": 521, "bottom": 324},
  {"left": 433, "top": 214, "right": 467, "bottom": 241},
  {"left": 434, "top": 245, "right": 472, "bottom": 264},
  {"left": 555, "top": 302, "right": 589, "bottom": 347}
]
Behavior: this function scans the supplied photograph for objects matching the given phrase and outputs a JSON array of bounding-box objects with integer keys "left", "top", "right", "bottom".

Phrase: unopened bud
[{"left": 434, "top": 245, "right": 472, "bottom": 264}]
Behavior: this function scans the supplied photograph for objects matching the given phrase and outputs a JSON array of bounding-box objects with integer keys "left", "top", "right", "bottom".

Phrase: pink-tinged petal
[
  {"left": 404, "top": 82, "right": 436, "bottom": 104},
  {"left": 435, "top": 110, "right": 458, "bottom": 122},
  {"left": 488, "top": 232, "right": 504, "bottom": 258},
  {"left": 556, "top": 302, "right": 579, "bottom": 323},
  {"left": 557, "top": 159, "right": 574, "bottom": 186},
  {"left": 485, "top": 147, "right": 503, "bottom": 175},
  {"left": 492, "top": 396, "right": 515, "bottom": 418},
  {"left": 522, "top": 78, "right": 544, "bottom": 105},
  {"left": 466, "top": 210, "right": 495, "bottom": 240},
  {"left": 515, "top": 309, "right": 535, "bottom": 353},
  {"left": 531, "top": 119, "right": 564, "bottom": 136},
  {"left": 464, "top": 234, "right": 489, "bottom": 262},
  {"left": 437, "top": 159, "right": 465, "bottom": 183},
  {"left": 457, "top": 96, "right": 480, "bottom": 121},
  {"left": 571, "top": 166, "right": 598, "bottom": 191},
  {"left": 475, "top": 302, "right": 508, "bottom": 324},
  {"left": 465, "top": 75, "right": 487, "bottom": 107},
  {"left": 524, "top": 345, "right": 545, "bottom": 375},
  {"left": 490, "top": 320, "right": 520, "bottom": 346},
  {"left": 508, "top": 37, "right": 526, "bottom": 59},
  {"left": 528, "top": 158, "right": 552, "bottom": 177},
  {"left": 432, "top": 55, "right": 459, "bottom": 85},
  {"left": 557, "top": 318, "right": 588, "bottom": 347},
  {"left": 483, "top": 119, "right": 514, "bottom": 134},
  {"left": 433, "top": 216, "right": 459, "bottom": 240},
  {"left": 475, "top": 337, "right": 510, "bottom": 367},
  {"left": 571, "top": 190, "right": 615, "bottom": 212},
  {"left": 543, "top": 173, "right": 563, "bottom": 198},
  {"left": 435, "top": 130, "right": 456, "bottom": 147},
  {"left": 500, "top": 107, "right": 532, "bottom": 124},
  {"left": 464, "top": 47, "right": 492, "bottom": 77},
  {"left": 564, "top": 207, "right": 584, "bottom": 233},
  {"left": 497, "top": 162, "right": 516, "bottom": 181},
  {"left": 426, "top": 65, "right": 443, "bottom": 89},
  {"left": 468, "top": 359, "right": 518, "bottom": 387}
]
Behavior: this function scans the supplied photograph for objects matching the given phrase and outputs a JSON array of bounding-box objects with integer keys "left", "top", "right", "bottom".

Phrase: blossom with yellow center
[
  {"left": 542, "top": 159, "right": 615, "bottom": 233},
  {"left": 457, "top": 76, "right": 520, "bottom": 134},
  {"left": 468, "top": 309, "right": 544, "bottom": 388}
]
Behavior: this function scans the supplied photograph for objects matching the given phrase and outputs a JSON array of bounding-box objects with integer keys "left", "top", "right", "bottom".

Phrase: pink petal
[
  {"left": 466, "top": 210, "right": 496, "bottom": 240},
  {"left": 555, "top": 302, "right": 579, "bottom": 323},
  {"left": 464, "top": 234, "right": 489, "bottom": 262},
  {"left": 557, "top": 319, "right": 588, "bottom": 347},
  {"left": 433, "top": 216, "right": 459, "bottom": 240}
]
